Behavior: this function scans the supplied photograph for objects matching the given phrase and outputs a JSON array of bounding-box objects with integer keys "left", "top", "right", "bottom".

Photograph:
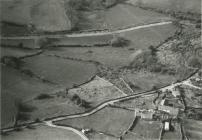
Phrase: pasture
[
  {"left": 1, "top": 124, "right": 82, "bottom": 140},
  {"left": 55, "top": 107, "right": 135, "bottom": 137}
]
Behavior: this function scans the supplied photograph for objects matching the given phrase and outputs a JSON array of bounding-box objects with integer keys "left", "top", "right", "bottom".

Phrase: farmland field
[
  {"left": 114, "top": 94, "right": 157, "bottom": 110},
  {"left": 46, "top": 23, "right": 178, "bottom": 68},
  {"left": 81, "top": 3, "right": 171, "bottom": 31},
  {"left": 22, "top": 55, "right": 97, "bottom": 87},
  {"left": 123, "top": 119, "right": 162, "bottom": 140},
  {"left": 1, "top": 65, "right": 60, "bottom": 128},
  {"left": 1, "top": 39, "right": 37, "bottom": 49},
  {"left": 184, "top": 119, "right": 202, "bottom": 140},
  {"left": 1, "top": 47, "right": 41, "bottom": 58},
  {"left": 55, "top": 107, "right": 135, "bottom": 137},
  {"left": 127, "top": 0, "right": 201, "bottom": 14},
  {"left": 162, "top": 123, "right": 181, "bottom": 140},
  {"left": 68, "top": 76, "right": 126, "bottom": 106},
  {"left": 87, "top": 132, "right": 119, "bottom": 140},
  {"left": 102, "top": 4, "right": 171, "bottom": 30},
  {"left": 124, "top": 71, "right": 178, "bottom": 92},
  {"left": 1, "top": 124, "right": 82, "bottom": 140}
]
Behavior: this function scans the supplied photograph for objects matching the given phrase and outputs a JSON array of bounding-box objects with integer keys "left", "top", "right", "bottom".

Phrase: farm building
[
  {"left": 135, "top": 109, "right": 154, "bottom": 120},
  {"left": 164, "top": 121, "right": 170, "bottom": 131},
  {"left": 158, "top": 105, "right": 179, "bottom": 117}
]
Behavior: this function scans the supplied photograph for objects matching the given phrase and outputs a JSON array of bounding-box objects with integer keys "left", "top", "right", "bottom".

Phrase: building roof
[{"left": 158, "top": 105, "right": 179, "bottom": 116}]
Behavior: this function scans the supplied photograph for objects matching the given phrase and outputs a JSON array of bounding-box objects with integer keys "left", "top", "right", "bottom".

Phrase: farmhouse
[
  {"left": 158, "top": 105, "right": 179, "bottom": 117},
  {"left": 135, "top": 109, "right": 154, "bottom": 120},
  {"left": 171, "top": 88, "right": 181, "bottom": 98},
  {"left": 164, "top": 121, "right": 170, "bottom": 131}
]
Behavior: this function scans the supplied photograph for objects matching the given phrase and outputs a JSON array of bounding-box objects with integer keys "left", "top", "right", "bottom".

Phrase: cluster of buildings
[{"left": 135, "top": 86, "right": 184, "bottom": 131}]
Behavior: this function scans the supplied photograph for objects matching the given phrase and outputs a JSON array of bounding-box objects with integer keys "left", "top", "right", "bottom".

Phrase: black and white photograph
[{"left": 0, "top": 0, "right": 202, "bottom": 140}]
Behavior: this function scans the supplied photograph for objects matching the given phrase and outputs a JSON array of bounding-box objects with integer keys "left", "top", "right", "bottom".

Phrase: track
[{"left": 0, "top": 21, "right": 172, "bottom": 40}]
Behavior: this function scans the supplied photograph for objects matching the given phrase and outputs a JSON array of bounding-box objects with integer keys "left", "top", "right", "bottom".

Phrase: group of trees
[{"left": 71, "top": 94, "right": 92, "bottom": 109}]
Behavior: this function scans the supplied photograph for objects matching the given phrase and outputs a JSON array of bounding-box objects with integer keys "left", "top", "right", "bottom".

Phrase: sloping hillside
[
  {"left": 1, "top": 0, "right": 71, "bottom": 32},
  {"left": 127, "top": 0, "right": 201, "bottom": 14}
]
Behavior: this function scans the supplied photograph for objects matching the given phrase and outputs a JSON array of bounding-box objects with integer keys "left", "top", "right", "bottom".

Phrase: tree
[{"left": 149, "top": 45, "right": 158, "bottom": 56}]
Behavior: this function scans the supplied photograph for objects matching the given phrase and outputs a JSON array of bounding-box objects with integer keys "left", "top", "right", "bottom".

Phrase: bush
[
  {"left": 35, "top": 94, "right": 53, "bottom": 100},
  {"left": 1, "top": 56, "right": 24, "bottom": 69},
  {"left": 188, "top": 57, "right": 201, "bottom": 68},
  {"left": 110, "top": 36, "right": 130, "bottom": 47}
]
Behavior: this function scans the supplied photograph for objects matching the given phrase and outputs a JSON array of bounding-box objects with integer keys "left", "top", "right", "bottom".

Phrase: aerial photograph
[{"left": 0, "top": 0, "right": 201, "bottom": 140}]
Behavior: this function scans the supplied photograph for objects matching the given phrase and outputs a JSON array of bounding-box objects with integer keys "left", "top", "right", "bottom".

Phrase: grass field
[
  {"left": 87, "top": 131, "right": 119, "bottom": 140},
  {"left": 1, "top": 124, "right": 82, "bottom": 140},
  {"left": 80, "top": 3, "right": 171, "bottom": 31},
  {"left": 162, "top": 123, "right": 181, "bottom": 140},
  {"left": 123, "top": 119, "right": 162, "bottom": 140},
  {"left": 1, "top": 65, "right": 60, "bottom": 128},
  {"left": 184, "top": 119, "right": 202, "bottom": 140},
  {"left": 127, "top": 0, "right": 201, "bottom": 14},
  {"left": 55, "top": 107, "right": 135, "bottom": 137},
  {"left": 1, "top": 0, "right": 71, "bottom": 32},
  {"left": 102, "top": 4, "right": 170, "bottom": 30},
  {"left": 115, "top": 94, "right": 157, "bottom": 110},
  {"left": 1, "top": 39, "right": 37, "bottom": 49},
  {"left": 51, "top": 34, "right": 113, "bottom": 46},
  {"left": 68, "top": 76, "right": 126, "bottom": 106},
  {"left": 182, "top": 85, "right": 202, "bottom": 108},
  {"left": 1, "top": 47, "right": 41, "bottom": 58},
  {"left": 124, "top": 71, "right": 178, "bottom": 92},
  {"left": 22, "top": 55, "right": 97, "bottom": 87},
  {"left": 47, "top": 23, "right": 178, "bottom": 68},
  {"left": 27, "top": 96, "right": 85, "bottom": 122}
]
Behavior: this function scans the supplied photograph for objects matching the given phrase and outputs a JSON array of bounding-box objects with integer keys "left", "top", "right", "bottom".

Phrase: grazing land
[
  {"left": 1, "top": 47, "right": 41, "bottom": 58},
  {"left": 123, "top": 119, "right": 162, "bottom": 140},
  {"left": 184, "top": 119, "right": 202, "bottom": 140},
  {"left": 1, "top": 65, "right": 60, "bottom": 128},
  {"left": 68, "top": 76, "right": 126, "bottom": 106},
  {"left": 55, "top": 107, "right": 135, "bottom": 137},
  {"left": 22, "top": 55, "right": 97, "bottom": 87},
  {"left": 1, "top": 124, "right": 83, "bottom": 140}
]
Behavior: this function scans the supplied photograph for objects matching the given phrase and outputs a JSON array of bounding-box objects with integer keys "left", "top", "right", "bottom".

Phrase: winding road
[
  {"left": 0, "top": 21, "right": 172, "bottom": 40},
  {"left": 1, "top": 20, "right": 201, "bottom": 140},
  {"left": 1, "top": 73, "right": 201, "bottom": 140}
]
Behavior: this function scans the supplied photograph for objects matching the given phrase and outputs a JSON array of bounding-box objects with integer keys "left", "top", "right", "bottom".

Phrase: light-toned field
[
  {"left": 1, "top": 124, "right": 82, "bottom": 140},
  {"left": 184, "top": 119, "right": 202, "bottom": 140},
  {"left": 68, "top": 76, "right": 126, "bottom": 106},
  {"left": 123, "top": 119, "right": 162, "bottom": 140},
  {"left": 127, "top": 0, "right": 201, "bottom": 14},
  {"left": 1, "top": 65, "right": 60, "bottom": 128},
  {"left": 22, "top": 55, "right": 97, "bottom": 87},
  {"left": 1, "top": 47, "right": 41, "bottom": 58},
  {"left": 55, "top": 107, "right": 135, "bottom": 137}
]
